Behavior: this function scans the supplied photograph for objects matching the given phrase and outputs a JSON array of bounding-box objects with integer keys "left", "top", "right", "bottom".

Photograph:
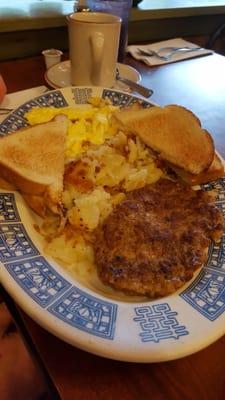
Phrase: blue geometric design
[
  {"left": 207, "top": 235, "right": 225, "bottom": 272},
  {"left": 0, "top": 193, "right": 20, "bottom": 223},
  {"left": 0, "top": 91, "right": 68, "bottom": 136},
  {"left": 35, "top": 90, "right": 68, "bottom": 108},
  {"left": 133, "top": 303, "right": 188, "bottom": 343},
  {"left": 48, "top": 287, "right": 117, "bottom": 339},
  {"left": 3, "top": 256, "right": 71, "bottom": 308},
  {"left": 13, "top": 92, "right": 68, "bottom": 122},
  {"left": 12, "top": 99, "right": 43, "bottom": 120},
  {"left": 203, "top": 177, "right": 225, "bottom": 218},
  {"left": 72, "top": 87, "right": 93, "bottom": 104},
  {"left": 102, "top": 89, "right": 154, "bottom": 108},
  {"left": 128, "top": 97, "right": 153, "bottom": 109},
  {"left": 181, "top": 177, "right": 225, "bottom": 320},
  {"left": 205, "top": 177, "right": 225, "bottom": 273},
  {"left": 202, "top": 176, "right": 225, "bottom": 193},
  {"left": 102, "top": 89, "right": 133, "bottom": 107},
  {"left": 0, "top": 224, "right": 39, "bottom": 262},
  {"left": 180, "top": 269, "right": 225, "bottom": 321},
  {"left": 0, "top": 114, "right": 28, "bottom": 136}
]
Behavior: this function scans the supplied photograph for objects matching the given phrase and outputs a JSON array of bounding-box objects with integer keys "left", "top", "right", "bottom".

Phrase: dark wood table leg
[{"left": 0, "top": 284, "right": 61, "bottom": 400}]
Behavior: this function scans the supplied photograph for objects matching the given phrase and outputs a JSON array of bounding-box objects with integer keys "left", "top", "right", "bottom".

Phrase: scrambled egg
[
  {"left": 25, "top": 98, "right": 118, "bottom": 159},
  {"left": 26, "top": 98, "right": 163, "bottom": 290}
]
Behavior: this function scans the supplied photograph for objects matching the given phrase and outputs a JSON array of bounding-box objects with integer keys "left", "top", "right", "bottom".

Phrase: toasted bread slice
[
  {"left": 113, "top": 104, "right": 214, "bottom": 175},
  {"left": 0, "top": 115, "right": 68, "bottom": 214},
  {"left": 171, "top": 153, "right": 224, "bottom": 185},
  {"left": 22, "top": 193, "right": 47, "bottom": 217},
  {"left": 0, "top": 176, "right": 16, "bottom": 190},
  {"left": 0, "top": 175, "right": 51, "bottom": 216},
  {"left": 0, "top": 177, "right": 52, "bottom": 217}
]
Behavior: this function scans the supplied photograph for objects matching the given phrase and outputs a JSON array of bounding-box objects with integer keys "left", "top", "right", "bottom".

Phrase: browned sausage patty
[{"left": 93, "top": 179, "right": 223, "bottom": 298}]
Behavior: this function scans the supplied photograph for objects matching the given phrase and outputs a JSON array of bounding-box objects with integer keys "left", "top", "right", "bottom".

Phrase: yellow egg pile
[{"left": 25, "top": 98, "right": 119, "bottom": 160}]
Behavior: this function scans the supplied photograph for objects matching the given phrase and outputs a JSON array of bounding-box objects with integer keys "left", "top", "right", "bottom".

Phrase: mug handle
[{"left": 90, "top": 32, "right": 104, "bottom": 85}]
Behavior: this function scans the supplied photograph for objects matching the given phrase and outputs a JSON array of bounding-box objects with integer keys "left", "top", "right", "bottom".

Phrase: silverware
[
  {"left": 0, "top": 107, "right": 13, "bottom": 115},
  {"left": 116, "top": 69, "right": 153, "bottom": 98},
  {"left": 137, "top": 46, "right": 203, "bottom": 61}
]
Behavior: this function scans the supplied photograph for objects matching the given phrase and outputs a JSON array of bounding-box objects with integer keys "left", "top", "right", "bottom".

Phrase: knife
[{"left": 116, "top": 69, "right": 153, "bottom": 98}]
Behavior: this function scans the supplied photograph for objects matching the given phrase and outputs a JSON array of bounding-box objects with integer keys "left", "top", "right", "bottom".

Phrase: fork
[{"left": 137, "top": 46, "right": 203, "bottom": 61}]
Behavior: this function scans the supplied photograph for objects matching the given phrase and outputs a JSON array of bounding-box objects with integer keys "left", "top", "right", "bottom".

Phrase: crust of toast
[
  {"left": 0, "top": 115, "right": 68, "bottom": 215},
  {"left": 113, "top": 104, "right": 215, "bottom": 175},
  {"left": 171, "top": 153, "right": 224, "bottom": 185},
  {"left": 0, "top": 176, "right": 60, "bottom": 217},
  {"left": 22, "top": 194, "right": 47, "bottom": 217},
  {"left": 0, "top": 176, "right": 16, "bottom": 191}
]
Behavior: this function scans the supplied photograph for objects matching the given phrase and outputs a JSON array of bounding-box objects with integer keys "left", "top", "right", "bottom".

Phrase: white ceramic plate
[
  {"left": 0, "top": 86, "right": 224, "bottom": 362},
  {"left": 44, "top": 60, "right": 141, "bottom": 91}
]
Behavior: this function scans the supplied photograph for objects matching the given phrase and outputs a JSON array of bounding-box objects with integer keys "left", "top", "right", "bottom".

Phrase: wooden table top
[{"left": 0, "top": 52, "right": 225, "bottom": 400}]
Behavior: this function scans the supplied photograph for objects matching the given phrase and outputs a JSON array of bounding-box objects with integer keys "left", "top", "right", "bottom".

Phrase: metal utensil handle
[
  {"left": 157, "top": 46, "right": 200, "bottom": 53},
  {"left": 163, "top": 47, "right": 203, "bottom": 60},
  {"left": 137, "top": 46, "right": 203, "bottom": 61},
  {"left": 118, "top": 77, "right": 153, "bottom": 98}
]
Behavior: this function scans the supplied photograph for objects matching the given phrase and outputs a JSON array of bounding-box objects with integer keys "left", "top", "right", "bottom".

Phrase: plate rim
[
  {"left": 1, "top": 268, "right": 225, "bottom": 363},
  {"left": 44, "top": 60, "right": 141, "bottom": 89},
  {"left": 0, "top": 85, "right": 224, "bottom": 363}
]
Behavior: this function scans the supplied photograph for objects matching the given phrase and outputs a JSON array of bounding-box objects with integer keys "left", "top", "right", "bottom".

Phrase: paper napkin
[
  {"left": 127, "top": 38, "right": 213, "bottom": 66},
  {"left": 0, "top": 86, "right": 48, "bottom": 114},
  {"left": 0, "top": 85, "right": 48, "bottom": 123}
]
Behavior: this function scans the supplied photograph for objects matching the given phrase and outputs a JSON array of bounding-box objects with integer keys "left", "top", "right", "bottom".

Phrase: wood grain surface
[{"left": 22, "top": 314, "right": 225, "bottom": 400}]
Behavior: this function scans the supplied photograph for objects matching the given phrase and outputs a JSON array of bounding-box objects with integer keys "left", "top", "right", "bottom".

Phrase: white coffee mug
[{"left": 67, "top": 12, "right": 121, "bottom": 87}]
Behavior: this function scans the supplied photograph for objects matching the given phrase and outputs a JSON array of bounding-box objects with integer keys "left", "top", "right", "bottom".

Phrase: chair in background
[{"left": 206, "top": 21, "right": 225, "bottom": 55}]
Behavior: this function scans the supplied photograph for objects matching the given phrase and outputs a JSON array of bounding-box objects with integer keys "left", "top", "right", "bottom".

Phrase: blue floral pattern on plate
[{"left": 0, "top": 87, "right": 224, "bottom": 362}]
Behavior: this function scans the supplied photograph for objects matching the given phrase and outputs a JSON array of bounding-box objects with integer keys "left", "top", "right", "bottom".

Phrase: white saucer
[{"left": 45, "top": 60, "right": 141, "bottom": 91}]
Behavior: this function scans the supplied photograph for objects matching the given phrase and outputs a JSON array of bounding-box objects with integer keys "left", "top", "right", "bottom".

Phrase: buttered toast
[
  {"left": 113, "top": 104, "right": 215, "bottom": 176},
  {"left": 0, "top": 115, "right": 68, "bottom": 214}
]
